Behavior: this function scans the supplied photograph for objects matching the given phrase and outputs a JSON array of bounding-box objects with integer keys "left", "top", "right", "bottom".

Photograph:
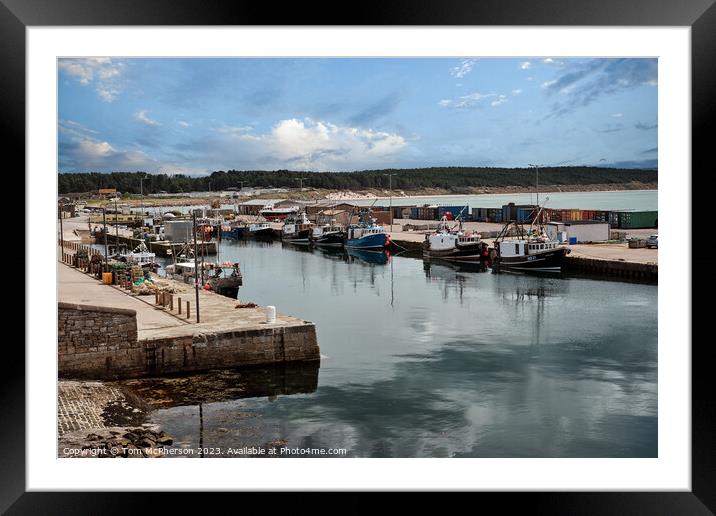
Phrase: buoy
[{"left": 203, "top": 283, "right": 211, "bottom": 290}]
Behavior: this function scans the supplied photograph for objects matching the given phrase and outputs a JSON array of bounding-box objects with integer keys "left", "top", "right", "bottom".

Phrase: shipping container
[
  {"left": 618, "top": 210, "right": 658, "bottom": 229},
  {"left": 438, "top": 205, "right": 470, "bottom": 221}
]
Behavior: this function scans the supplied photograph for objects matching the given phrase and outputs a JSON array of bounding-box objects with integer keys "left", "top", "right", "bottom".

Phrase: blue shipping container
[{"left": 438, "top": 206, "right": 470, "bottom": 220}]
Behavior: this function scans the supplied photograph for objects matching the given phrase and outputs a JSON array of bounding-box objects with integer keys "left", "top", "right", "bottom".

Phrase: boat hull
[
  {"left": 312, "top": 231, "right": 345, "bottom": 247},
  {"left": 220, "top": 227, "right": 245, "bottom": 240},
  {"left": 248, "top": 228, "right": 274, "bottom": 238},
  {"left": 496, "top": 247, "right": 569, "bottom": 272},
  {"left": 422, "top": 242, "right": 488, "bottom": 262},
  {"left": 345, "top": 232, "right": 388, "bottom": 250},
  {"left": 282, "top": 228, "right": 312, "bottom": 244}
]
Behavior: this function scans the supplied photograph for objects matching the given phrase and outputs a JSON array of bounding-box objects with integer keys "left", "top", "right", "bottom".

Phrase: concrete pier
[{"left": 57, "top": 263, "right": 319, "bottom": 380}]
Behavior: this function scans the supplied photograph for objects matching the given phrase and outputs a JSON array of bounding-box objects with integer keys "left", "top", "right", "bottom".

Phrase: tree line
[{"left": 58, "top": 167, "right": 657, "bottom": 195}]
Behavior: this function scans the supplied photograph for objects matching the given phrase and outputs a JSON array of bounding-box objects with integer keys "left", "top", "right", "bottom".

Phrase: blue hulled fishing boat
[{"left": 344, "top": 220, "right": 389, "bottom": 249}]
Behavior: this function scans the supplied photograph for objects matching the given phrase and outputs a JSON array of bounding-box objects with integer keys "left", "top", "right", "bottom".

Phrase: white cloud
[
  {"left": 134, "top": 110, "right": 161, "bottom": 126},
  {"left": 439, "top": 91, "right": 509, "bottom": 109},
  {"left": 59, "top": 136, "right": 164, "bottom": 172},
  {"left": 178, "top": 121, "right": 190, "bottom": 128},
  {"left": 542, "top": 79, "right": 557, "bottom": 88},
  {"left": 193, "top": 118, "right": 407, "bottom": 171},
  {"left": 520, "top": 61, "right": 532, "bottom": 70},
  {"left": 97, "top": 87, "right": 120, "bottom": 103},
  {"left": 450, "top": 59, "right": 477, "bottom": 78},
  {"left": 58, "top": 58, "right": 126, "bottom": 103},
  {"left": 511, "top": 89, "right": 522, "bottom": 96},
  {"left": 611, "top": 113, "right": 623, "bottom": 118}
]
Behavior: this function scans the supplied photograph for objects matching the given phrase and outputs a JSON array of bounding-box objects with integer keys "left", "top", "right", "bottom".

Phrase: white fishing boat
[
  {"left": 423, "top": 216, "right": 488, "bottom": 262},
  {"left": 116, "top": 241, "right": 158, "bottom": 270}
]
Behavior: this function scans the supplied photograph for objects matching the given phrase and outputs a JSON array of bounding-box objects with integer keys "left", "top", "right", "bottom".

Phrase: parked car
[{"left": 646, "top": 234, "right": 658, "bottom": 248}]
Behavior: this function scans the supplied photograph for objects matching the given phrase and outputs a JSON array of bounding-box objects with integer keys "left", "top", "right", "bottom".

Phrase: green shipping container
[{"left": 619, "top": 210, "right": 658, "bottom": 229}]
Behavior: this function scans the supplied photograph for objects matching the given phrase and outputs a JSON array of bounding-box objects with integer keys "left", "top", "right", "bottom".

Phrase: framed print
[{"left": 4, "top": 0, "right": 713, "bottom": 512}]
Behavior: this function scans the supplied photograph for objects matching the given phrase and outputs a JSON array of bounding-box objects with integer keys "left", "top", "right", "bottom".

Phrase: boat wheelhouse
[
  {"left": 281, "top": 212, "right": 313, "bottom": 244},
  {"left": 247, "top": 221, "right": 273, "bottom": 238},
  {"left": 344, "top": 222, "right": 389, "bottom": 249},
  {"left": 164, "top": 261, "right": 243, "bottom": 299},
  {"left": 422, "top": 218, "right": 488, "bottom": 262},
  {"left": 310, "top": 223, "right": 345, "bottom": 247},
  {"left": 116, "top": 241, "right": 158, "bottom": 270},
  {"left": 494, "top": 201, "right": 570, "bottom": 272}
]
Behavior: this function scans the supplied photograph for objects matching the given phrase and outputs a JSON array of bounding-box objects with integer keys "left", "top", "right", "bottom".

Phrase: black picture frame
[{"left": 4, "top": 0, "right": 711, "bottom": 513}]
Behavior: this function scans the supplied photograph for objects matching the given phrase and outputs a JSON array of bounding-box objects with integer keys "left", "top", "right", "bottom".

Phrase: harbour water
[{"left": 125, "top": 240, "right": 658, "bottom": 458}]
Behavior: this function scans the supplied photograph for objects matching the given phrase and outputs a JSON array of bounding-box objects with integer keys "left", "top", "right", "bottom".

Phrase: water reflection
[
  {"left": 144, "top": 239, "right": 657, "bottom": 458},
  {"left": 121, "top": 362, "right": 319, "bottom": 408}
]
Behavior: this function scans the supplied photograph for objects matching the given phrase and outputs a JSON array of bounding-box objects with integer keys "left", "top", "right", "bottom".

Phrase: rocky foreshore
[{"left": 59, "top": 426, "right": 174, "bottom": 458}]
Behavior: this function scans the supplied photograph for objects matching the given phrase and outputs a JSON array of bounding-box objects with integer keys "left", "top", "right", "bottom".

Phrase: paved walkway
[{"left": 58, "top": 263, "right": 187, "bottom": 332}]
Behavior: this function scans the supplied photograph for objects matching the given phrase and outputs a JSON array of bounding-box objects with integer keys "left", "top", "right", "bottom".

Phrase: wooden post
[
  {"left": 155, "top": 291, "right": 159, "bottom": 305},
  {"left": 169, "top": 295, "right": 173, "bottom": 311},
  {"left": 186, "top": 301, "right": 190, "bottom": 319},
  {"left": 178, "top": 297, "right": 182, "bottom": 314}
]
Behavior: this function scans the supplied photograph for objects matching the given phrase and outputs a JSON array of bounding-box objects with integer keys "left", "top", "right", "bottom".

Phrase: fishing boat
[
  {"left": 281, "top": 212, "right": 313, "bottom": 244},
  {"left": 247, "top": 221, "right": 274, "bottom": 238},
  {"left": 345, "top": 221, "right": 389, "bottom": 249},
  {"left": 422, "top": 216, "right": 489, "bottom": 262},
  {"left": 164, "top": 261, "right": 243, "bottom": 299},
  {"left": 493, "top": 201, "right": 570, "bottom": 272},
  {"left": 115, "top": 241, "right": 159, "bottom": 271},
  {"left": 219, "top": 222, "right": 246, "bottom": 240},
  {"left": 310, "top": 222, "right": 345, "bottom": 247},
  {"left": 259, "top": 203, "right": 300, "bottom": 221}
]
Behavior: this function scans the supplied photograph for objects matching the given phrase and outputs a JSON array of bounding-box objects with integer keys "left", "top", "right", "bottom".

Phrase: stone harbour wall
[
  {"left": 58, "top": 303, "right": 146, "bottom": 379},
  {"left": 144, "top": 325, "right": 319, "bottom": 376},
  {"left": 58, "top": 303, "right": 320, "bottom": 380}
]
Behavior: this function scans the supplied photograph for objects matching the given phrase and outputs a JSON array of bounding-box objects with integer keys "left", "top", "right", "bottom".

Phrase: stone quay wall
[
  {"left": 58, "top": 303, "right": 320, "bottom": 380},
  {"left": 58, "top": 303, "right": 146, "bottom": 379},
  {"left": 143, "top": 325, "right": 319, "bottom": 377}
]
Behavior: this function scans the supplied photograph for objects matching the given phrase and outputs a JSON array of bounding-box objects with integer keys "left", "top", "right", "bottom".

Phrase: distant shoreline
[
  {"left": 89, "top": 182, "right": 657, "bottom": 207},
  {"left": 324, "top": 182, "right": 658, "bottom": 201}
]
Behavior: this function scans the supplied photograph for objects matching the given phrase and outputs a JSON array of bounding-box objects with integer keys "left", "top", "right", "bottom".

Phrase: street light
[
  {"left": 383, "top": 173, "right": 397, "bottom": 231},
  {"left": 139, "top": 175, "right": 148, "bottom": 196},
  {"left": 295, "top": 177, "right": 307, "bottom": 190}
]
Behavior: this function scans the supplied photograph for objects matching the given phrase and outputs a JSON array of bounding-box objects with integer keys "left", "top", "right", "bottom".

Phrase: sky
[{"left": 58, "top": 57, "right": 658, "bottom": 175}]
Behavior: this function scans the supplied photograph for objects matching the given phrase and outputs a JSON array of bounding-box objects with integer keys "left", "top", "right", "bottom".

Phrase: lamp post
[
  {"left": 58, "top": 201, "right": 64, "bottom": 257},
  {"left": 295, "top": 177, "right": 306, "bottom": 190},
  {"left": 383, "top": 173, "right": 396, "bottom": 231},
  {"left": 192, "top": 211, "right": 200, "bottom": 323},
  {"left": 139, "top": 175, "right": 147, "bottom": 197},
  {"left": 114, "top": 196, "right": 119, "bottom": 250},
  {"left": 102, "top": 207, "right": 108, "bottom": 271}
]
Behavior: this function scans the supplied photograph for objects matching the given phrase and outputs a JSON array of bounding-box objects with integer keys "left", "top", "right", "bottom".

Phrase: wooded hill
[{"left": 58, "top": 166, "right": 657, "bottom": 195}]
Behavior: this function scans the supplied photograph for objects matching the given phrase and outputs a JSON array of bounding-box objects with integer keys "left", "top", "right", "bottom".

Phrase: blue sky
[{"left": 58, "top": 57, "right": 657, "bottom": 175}]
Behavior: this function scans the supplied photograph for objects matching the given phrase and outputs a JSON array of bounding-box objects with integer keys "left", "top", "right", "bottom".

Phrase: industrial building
[{"left": 546, "top": 221, "right": 611, "bottom": 243}]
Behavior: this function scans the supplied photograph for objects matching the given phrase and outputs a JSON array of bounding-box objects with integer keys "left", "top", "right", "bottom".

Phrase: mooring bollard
[
  {"left": 265, "top": 305, "right": 276, "bottom": 324},
  {"left": 178, "top": 297, "right": 182, "bottom": 314}
]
